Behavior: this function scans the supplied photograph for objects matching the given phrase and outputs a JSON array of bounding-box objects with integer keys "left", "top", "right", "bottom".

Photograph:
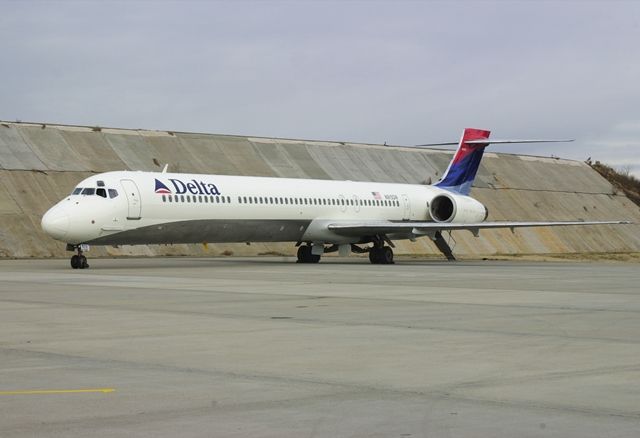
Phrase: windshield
[{"left": 72, "top": 186, "right": 118, "bottom": 198}]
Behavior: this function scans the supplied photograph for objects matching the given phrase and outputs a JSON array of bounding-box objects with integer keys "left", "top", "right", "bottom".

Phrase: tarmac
[{"left": 1, "top": 257, "right": 639, "bottom": 437}]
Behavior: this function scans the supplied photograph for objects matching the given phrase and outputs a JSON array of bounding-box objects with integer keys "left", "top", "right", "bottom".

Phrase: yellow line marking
[{"left": 0, "top": 388, "right": 115, "bottom": 395}]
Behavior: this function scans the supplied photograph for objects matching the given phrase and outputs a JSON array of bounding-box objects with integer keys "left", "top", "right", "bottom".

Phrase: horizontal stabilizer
[{"left": 405, "top": 139, "right": 574, "bottom": 148}]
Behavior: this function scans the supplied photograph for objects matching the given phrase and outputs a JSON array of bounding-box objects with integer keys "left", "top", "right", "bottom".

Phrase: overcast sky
[{"left": 1, "top": 0, "right": 639, "bottom": 176}]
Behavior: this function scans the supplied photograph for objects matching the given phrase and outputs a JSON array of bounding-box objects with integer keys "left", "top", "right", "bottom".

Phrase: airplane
[{"left": 41, "top": 128, "right": 630, "bottom": 269}]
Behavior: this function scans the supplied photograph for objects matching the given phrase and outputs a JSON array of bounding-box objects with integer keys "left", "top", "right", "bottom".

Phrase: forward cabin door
[
  {"left": 121, "top": 179, "right": 142, "bottom": 219},
  {"left": 402, "top": 194, "right": 410, "bottom": 220}
]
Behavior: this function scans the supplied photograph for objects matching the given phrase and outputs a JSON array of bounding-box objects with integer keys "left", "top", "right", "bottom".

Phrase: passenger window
[
  {"left": 168, "top": 195, "right": 173, "bottom": 202},
  {"left": 162, "top": 195, "right": 166, "bottom": 202},
  {"left": 181, "top": 195, "right": 185, "bottom": 202},
  {"left": 225, "top": 196, "right": 230, "bottom": 203},
  {"left": 81, "top": 188, "right": 95, "bottom": 195}
]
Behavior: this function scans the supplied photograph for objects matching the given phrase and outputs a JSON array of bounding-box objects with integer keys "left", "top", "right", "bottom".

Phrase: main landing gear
[
  {"left": 369, "top": 245, "right": 394, "bottom": 264},
  {"left": 69, "top": 245, "right": 89, "bottom": 269},
  {"left": 295, "top": 239, "right": 395, "bottom": 265},
  {"left": 296, "top": 244, "right": 321, "bottom": 263}
]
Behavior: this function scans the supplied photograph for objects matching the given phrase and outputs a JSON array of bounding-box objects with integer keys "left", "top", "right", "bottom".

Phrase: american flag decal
[{"left": 372, "top": 191, "right": 382, "bottom": 200}]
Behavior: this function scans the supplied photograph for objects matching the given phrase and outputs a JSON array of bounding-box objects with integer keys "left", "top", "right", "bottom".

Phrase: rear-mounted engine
[{"left": 429, "top": 193, "right": 488, "bottom": 223}]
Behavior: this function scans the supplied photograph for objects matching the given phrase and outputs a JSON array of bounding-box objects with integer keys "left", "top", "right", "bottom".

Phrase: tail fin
[{"left": 434, "top": 128, "right": 491, "bottom": 195}]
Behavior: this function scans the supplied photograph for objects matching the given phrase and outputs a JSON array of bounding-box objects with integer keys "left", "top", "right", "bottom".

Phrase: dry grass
[{"left": 589, "top": 161, "right": 640, "bottom": 206}]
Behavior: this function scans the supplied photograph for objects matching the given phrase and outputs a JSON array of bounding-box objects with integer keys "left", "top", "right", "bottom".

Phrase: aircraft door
[
  {"left": 120, "top": 179, "right": 142, "bottom": 219},
  {"left": 402, "top": 194, "right": 411, "bottom": 221}
]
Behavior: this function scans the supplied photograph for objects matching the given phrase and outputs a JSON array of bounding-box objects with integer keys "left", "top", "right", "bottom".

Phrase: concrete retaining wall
[{"left": 1, "top": 121, "right": 638, "bottom": 258}]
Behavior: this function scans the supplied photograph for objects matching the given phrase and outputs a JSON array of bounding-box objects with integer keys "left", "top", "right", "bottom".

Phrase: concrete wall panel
[
  {"left": 213, "top": 137, "right": 275, "bottom": 177},
  {"left": 103, "top": 131, "right": 158, "bottom": 172},
  {"left": 280, "top": 143, "right": 331, "bottom": 180},
  {"left": 59, "top": 129, "right": 128, "bottom": 172},
  {"left": 305, "top": 144, "right": 355, "bottom": 181},
  {"left": 175, "top": 134, "right": 241, "bottom": 175},
  {"left": 250, "top": 141, "right": 306, "bottom": 179},
  {"left": 139, "top": 133, "right": 200, "bottom": 174},
  {"left": 0, "top": 124, "right": 47, "bottom": 170},
  {"left": 18, "top": 125, "right": 90, "bottom": 171}
]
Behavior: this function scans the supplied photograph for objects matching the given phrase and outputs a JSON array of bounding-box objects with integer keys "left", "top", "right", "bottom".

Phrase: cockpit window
[
  {"left": 72, "top": 188, "right": 82, "bottom": 195},
  {"left": 96, "top": 188, "right": 107, "bottom": 198},
  {"left": 81, "top": 188, "right": 95, "bottom": 195},
  {"left": 108, "top": 189, "right": 118, "bottom": 198}
]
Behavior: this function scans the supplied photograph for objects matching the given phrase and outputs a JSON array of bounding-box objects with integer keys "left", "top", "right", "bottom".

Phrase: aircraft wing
[{"left": 327, "top": 220, "right": 632, "bottom": 237}]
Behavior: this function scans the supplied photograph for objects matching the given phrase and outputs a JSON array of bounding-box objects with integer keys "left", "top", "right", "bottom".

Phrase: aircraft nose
[{"left": 41, "top": 206, "right": 69, "bottom": 240}]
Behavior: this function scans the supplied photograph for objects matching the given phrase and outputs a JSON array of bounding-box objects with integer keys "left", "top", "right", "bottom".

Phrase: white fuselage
[{"left": 41, "top": 171, "right": 488, "bottom": 246}]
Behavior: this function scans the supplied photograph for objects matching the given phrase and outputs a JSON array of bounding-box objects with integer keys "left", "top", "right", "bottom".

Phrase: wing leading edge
[{"left": 327, "top": 220, "right": 632, "bottom": 237}]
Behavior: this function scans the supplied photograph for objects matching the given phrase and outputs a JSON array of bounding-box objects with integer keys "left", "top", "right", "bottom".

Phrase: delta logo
[
  {"left": 155, "top": 179, "right": 172, "bottom": 194},
  {"left": 154, "top": 178, "right": 222, "bottom": 196}
]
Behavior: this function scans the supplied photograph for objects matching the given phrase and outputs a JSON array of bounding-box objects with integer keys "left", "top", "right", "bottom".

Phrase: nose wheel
[{"left": 70, "top": 247, "right": 89, "bottom": 269}]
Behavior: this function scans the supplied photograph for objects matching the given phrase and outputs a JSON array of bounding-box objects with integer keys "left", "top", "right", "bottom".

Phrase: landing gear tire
[
  {"left": 297, "top": 245, "right": 321, "bottom": 263},
  {"left": 369, "top": 246, "right": 394, "bottom": 265},
  {"left": 70, "top": 248, "right": 89, "bottom": 269}
]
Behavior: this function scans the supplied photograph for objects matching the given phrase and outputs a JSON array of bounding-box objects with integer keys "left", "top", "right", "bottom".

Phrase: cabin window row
[
  {"left": 161, "top": 195, "right": 232, "bottom": 204},
  {"left": 160, "top": 194, "right": 400, "bottom": 207},
  {"left": 236, "top": 196, "right": 399, "bottom": 207}
]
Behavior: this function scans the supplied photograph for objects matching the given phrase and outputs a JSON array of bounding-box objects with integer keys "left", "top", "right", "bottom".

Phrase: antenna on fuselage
[{"left": 162, "top": 164, "right": 169, "bottom": 173}]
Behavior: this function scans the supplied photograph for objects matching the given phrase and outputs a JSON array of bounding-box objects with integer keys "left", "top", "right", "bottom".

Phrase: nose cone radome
[{"left": 41, "top": 207, "right": 69, "bottom": 241}]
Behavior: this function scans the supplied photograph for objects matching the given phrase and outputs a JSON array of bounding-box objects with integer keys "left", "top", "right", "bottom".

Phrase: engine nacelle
[{"left": 429, "top": 193, "right": 489, "bottom": 223}]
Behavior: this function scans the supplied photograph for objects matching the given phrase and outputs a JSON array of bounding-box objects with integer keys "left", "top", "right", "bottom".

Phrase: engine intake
[{"left": 429, "top": 193, "right": 488, "bottom": 223}]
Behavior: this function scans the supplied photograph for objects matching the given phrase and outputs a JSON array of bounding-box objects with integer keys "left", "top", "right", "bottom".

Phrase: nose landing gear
[{"left": 69, "top": 246, "right": 89, "bottom": 269}]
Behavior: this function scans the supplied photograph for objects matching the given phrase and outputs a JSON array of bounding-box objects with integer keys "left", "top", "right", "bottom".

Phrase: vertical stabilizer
[{"left": 434, "top": 128, "right": 490, "bottom": 195}]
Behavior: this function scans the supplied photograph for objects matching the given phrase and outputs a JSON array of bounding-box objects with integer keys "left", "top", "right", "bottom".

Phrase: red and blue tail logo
[
  {"left": 154, "top": 179, "right": 171, "bottom": 194},
  {"left": 435, "top": 128, "right": 490, "bottom": 195}
]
